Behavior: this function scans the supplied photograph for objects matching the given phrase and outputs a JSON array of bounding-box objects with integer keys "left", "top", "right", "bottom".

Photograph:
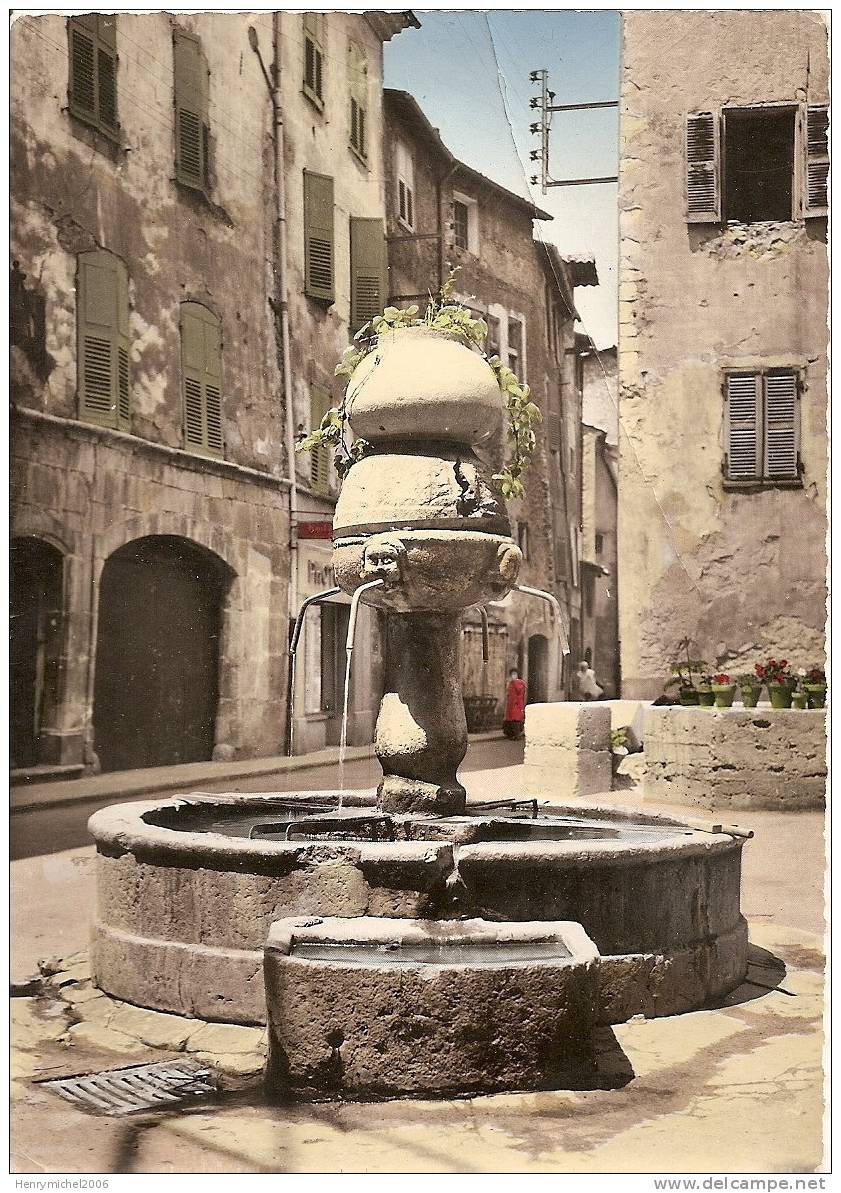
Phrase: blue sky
[{"left": 384, "top": 10, "right": 619, "bottom": 347}]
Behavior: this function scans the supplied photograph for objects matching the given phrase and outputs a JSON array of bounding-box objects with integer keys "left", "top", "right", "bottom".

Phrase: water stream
[{"left": 338, "top": 578, "right": 384, "bottom": 803}]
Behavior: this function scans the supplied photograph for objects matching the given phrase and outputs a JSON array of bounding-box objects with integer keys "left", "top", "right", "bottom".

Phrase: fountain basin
[
  {"left": 88, "top": 794, "right": 748, "bottom": 1025},
  {"left": 264, "top": 916, "right": 600, "bottom": 1098}
]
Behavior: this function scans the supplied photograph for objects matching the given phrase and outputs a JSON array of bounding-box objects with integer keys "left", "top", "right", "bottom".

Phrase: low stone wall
[
  {"left": 523, "top": 703, "right": 612, "bottom": 799},
  {"left": 643, "top": 706, "right": 827, "bottom": 811}
]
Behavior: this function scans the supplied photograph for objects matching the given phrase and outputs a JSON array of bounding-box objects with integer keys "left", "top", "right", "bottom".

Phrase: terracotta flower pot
[
  {"left": 696, "top": 688, "right": 715, "bottom": 707},
  {"left": 740, "top": 685, "right": 762, "bottom": 708},
  {"left": 711, "top": 683, "right": 737, "bottom": 709},
  {"left": 768, "top": 683, "right": 793, "bottom": 709},
  {"left": 803, "top": 683, "right": 826, "bottom": 709}
]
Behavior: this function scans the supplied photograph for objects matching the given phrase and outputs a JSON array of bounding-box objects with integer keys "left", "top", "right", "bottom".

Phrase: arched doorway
[
  {"left": 527, "top": 633, "right": 549, "bottom": 706},
  {"left": 93, "top": 536, "right": 230, "bottom": 772},
  {"left": 10, "top": 537, "right": 63, "bottom": 768}
]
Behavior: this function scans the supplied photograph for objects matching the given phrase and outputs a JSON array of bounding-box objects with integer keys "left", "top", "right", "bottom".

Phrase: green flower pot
[
  {"left": 768, "top": 683, "right": 793, "bottom": 710},
  {"left": 740, "top": 685, "right": 761, "bottom": 708},
  {"left": 696, "top": 688, "right": 715, "bottom": 707},
  {"left": 712, "top": 684, "right": 737, "bottom": 709},
  {"left": 791, "top": 691, "right": 808, "bottom": 710},
  {"left": 804, "top": 683, "right": 826, "bottom": 709},
  {"left": 678, "top": 687, "right": 699, "bottom": 706}
]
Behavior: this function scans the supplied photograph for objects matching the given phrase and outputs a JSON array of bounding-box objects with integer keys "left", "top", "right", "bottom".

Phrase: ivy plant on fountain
[{"left": 295, "top": 269, "right": 541, "bottom": 815}]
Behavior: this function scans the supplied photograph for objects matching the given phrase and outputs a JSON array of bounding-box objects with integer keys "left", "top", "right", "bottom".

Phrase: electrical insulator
[
  {"left": 530, "top": 175, "right": 538, "bottom": 185},
  {"left": 530, "top": 122, "right": 541, "bottom": 134},
  {"left": 529, "top": 150, "right": 540, "bottom": 161},
  {"left": 529, "top": 97, "right": 540, "bottom": 109}
]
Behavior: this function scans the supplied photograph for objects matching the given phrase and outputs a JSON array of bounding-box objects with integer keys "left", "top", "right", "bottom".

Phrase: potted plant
[
  {"left": 695, "top": 674, "right": 716, "bottom": 707},
  {"left": 710, "top": 673, "right": 737, "bottom": 709},
  {"left": 756, "top": 659, "right": 796, "bottom": 709},
  {"left": 663, "top": 640, "right": 707, "bottom": 706},
  {"left": 803, "top": 666, "right": 827, "bottom": 709},
  {"left": 791, "top": 685, "right": 808, "bottom": 711},
  {"left": 737, "top": 673, "right": 762, "bottom": 708}
]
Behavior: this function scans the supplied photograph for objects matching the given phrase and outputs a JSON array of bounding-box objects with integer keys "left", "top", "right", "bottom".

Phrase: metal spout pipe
[
  {"left": 285, "top": 587, "right": 341, "bottom": 756},
  {"left": 514, "top": 584, "right": 571, "bottom": 656}
]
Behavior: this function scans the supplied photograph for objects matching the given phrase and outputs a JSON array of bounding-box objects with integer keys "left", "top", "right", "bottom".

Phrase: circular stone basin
[{"left": 88, "top": 793, "right": 748, "bottom": 1026}]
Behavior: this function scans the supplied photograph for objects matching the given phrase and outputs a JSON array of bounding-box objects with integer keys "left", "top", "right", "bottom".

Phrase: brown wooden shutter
[
  {"left": 174, "top": 30, "right": 209, "bottom": 191},
  {"left": 77, "top": 251, "right": 130, "bottom": 430},
  {"left": 763, "top": 371, "right": 799, "bottom": 480},
  {"left": 686, "top": 112, "right": 720, "bottom": 222},
  {"left": 548, "top": 410, "right": 562, "bottom": 453},
  {"left": 350, "top": 217, "right": 386, "bottom": 333},
  {"left": 309, "top": 384, "right": 332, "bottom": 495},
  {"left": 804, "top": 105, "right": 829, "bottom": 217},
  {"left": 68, "top": 14, "right": 118, "bottom": 135},
  {"left": 348, "top": 40, "right": 368, "bottom": 158},
  {"left": 181, "top": 303, "right": 223, "bottom": 458},
  {"left": 724, "top": 372, "right": 761, "bottom": 481},
  {"left": 303, "top": 12, "right": 324, "bottom": 106},
  {"left": 304, "top": 171, "right": 335, "bottom": 302}
]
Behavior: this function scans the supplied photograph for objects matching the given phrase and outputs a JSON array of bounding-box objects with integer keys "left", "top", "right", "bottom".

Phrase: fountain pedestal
[{"left": 376, "top": 611, "right": 467, "bottom": 815}]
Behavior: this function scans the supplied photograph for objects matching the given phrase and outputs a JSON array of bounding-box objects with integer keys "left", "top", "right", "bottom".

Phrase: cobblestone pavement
[{"left": 10, "top": 743, "right": 827, "bottom": 1173}]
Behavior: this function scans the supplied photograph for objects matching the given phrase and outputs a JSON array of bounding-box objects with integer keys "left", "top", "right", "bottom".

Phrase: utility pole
[{"left": 529, "top": 69, "right": 618, "bottom": 193}]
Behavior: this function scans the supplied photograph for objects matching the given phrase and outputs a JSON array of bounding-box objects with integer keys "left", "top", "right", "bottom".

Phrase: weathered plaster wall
[{"left": 618, "top": 11, "right": 828, "bottom": 697}]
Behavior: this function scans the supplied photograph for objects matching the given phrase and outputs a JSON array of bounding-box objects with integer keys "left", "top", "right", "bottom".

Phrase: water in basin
[{"left": 291, "top": 939, "right": 571, "bottom": 966}]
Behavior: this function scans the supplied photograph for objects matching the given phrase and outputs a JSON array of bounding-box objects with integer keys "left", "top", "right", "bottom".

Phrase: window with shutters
[
  {"left": 395, "top": 141, "right": 415, "bottom": 230},
  {"left": 302, "top": 13, "right": 324, "bottom": 109},
  {"left": 309, "top": 384, "right": 332, "bottom": 496},
  {"left": 451, "top": 192, "right": 479, "bottom": 253},
  {"left": 686, "top": 104, "right": 829, "bottom": 224},
  {"left": 173, "top": 30, "right": 211, "bottom": 194},
  {"left": 180, "top": 303, "right": 224, "bottom": 458},
  {"left": 304, "top": 171, "right": 335, "bottom": 303},
  {"left": 724, "top": 369, "right": 801, "bottom": 486},
  {"left": 507, "top": 317, "right": 524, "bottom": 381},
  {"left": 486, "top": 314, "right": 501, "bottom": 357},
  {"left": 76, "top": 251, "right": 130, "bottom": 431},
  {"left": 348, "top": 40, "right": 368, "bottom": 162},
  {"left": 350, "top": 217, "right": 387, "bottom": 334},
  {"left": 67, "top": 14, "right": 119, "bottom": 140}
]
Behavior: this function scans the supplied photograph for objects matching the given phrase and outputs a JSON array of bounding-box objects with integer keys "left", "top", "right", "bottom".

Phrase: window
[
  {"left": 517, "top": 522, "right": 529, "bottom": 560},
  {"left": 507, "top": 317, "right": 524, "bottom": 381},
  {"left": 309, "top": 383, "right": 332, "bottom": 495},
  {"left": 303, "top": 13, "right": 324, "bottom": 109},
  {"left": 348, "top": 40, "right": 368, "bottom": 161},
  {"left": 76, "top": 250, "right": 130, "bottom": 430},
  {"left": 173, "top": 31, "right": 211, "bottom": 193},
  {"left": 595, "top": 532, "right": 604, "bottom": 556},
  {"left": 67, "top": 14, "right": 118, "bottom": 139},
  {"left": 686, "top": 104, "right": 829, "bottom": 223},
  {"left": 486, "top": 314, "right": 501, "bottom": 357},
  {"left": 724, "top": 369, "right": 800, "bottom": 485},
  {"left": 452, "top": 192, "right": 479, "bottom": 253},
  {"left": 180, "top": 303, "right": 223, "bottom": 458},
  {"left": 303, "top": 171, "right": 335, "bottom": 302},
  {"left": 396, "top": 141, "right": 415, "bottom": 230},
  {"left": 350, "top": 217, "right": 387, "bottom": 334}
]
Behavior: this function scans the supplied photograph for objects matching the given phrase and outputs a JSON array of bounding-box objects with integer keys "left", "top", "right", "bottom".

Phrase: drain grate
[{"left": 39, "top": 1059, "right": 218, "bottom": 1116}]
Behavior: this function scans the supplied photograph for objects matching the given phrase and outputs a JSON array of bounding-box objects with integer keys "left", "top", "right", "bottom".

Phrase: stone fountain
[{"left": 88, "top": 325, "right": 750, "bottom": 1099}]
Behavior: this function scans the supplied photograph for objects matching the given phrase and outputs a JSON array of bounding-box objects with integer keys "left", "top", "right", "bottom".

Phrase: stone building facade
[
  {"left": 383, "top": 89, "right": 597, "bottom": 714},
  {"left": 10, "top": 11, "right": 414, "bottom": 774},
  {"left": 617, "top": 11, "right": 829, "bottom": 698},
  {"left": 581, "top": 425, "right": 619, "bottom": 699}
]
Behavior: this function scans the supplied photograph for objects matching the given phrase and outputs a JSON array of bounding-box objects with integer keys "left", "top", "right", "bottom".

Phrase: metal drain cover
[{"left": 40, "top": 1059, "right": 218, "bottom": 1116}]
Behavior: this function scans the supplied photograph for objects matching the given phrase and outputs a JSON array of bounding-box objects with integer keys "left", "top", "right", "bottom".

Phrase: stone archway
[
  {"left": 93, "top": 535, "right": 233, "bottom": 772},
  {"left": 10, "top": 537, "right": 64, "bottom": 768}
]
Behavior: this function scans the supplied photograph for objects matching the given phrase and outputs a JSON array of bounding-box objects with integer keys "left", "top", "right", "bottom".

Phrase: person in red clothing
[{"left": 502, "top": 668, "right": 527, "bottom": 739}]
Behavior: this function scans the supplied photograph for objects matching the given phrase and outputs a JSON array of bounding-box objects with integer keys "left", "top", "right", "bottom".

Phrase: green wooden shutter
[
  {"left": 725, "top": 372, "right": 761, "bottom": 481},
  {"left": 181, "top": 303, "right": 223, "bottom": 458},
  {"left": 347, "top": 40, "right": 368, "bottom": 158},
  {"left": 763, "top": 371, "right": 799, "bottom": 480},
  {"left": 77, "top": 251, "right": 130, "bottom": 431},
  {"left": 350, "top": 217, "right": 387, "bottom": 333},
  {"left": 804, "top": 105, "right": 829, "bottom": 217},
  {"left": 686, "top": 112, "right": 720, "bottom": 222},
  {"left": 309, "top": 384, "right": 332, "bottom": 495},
  {"left": 174, "top": 31, "right": 209, "bottom": 191},
  {"left": 303, "top": 13, "right": 324, "bottom": 106},
  {"left": 68, "top": 14, "right": 118, "bottom": 135},
  {"left": 304, "top": 171, "right": 335, "bottom": 302}
]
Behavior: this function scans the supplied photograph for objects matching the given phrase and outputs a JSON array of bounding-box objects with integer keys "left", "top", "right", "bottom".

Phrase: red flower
[{"left": 713, "top": 673, "right": 730, "bottom": 684}]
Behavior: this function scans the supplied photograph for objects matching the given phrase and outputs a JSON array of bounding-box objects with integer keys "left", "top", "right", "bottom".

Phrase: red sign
[{"left": 297, "top": 521, "right": 333, "bottom": 540}]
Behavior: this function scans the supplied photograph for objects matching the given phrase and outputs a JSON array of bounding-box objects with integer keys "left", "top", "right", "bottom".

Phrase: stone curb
[{"left": 10, "top": 731, "right": 506, "bottom": 813}]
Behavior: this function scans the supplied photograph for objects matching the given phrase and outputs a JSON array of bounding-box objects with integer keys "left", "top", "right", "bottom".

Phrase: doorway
[
  {"left": 527, "top": 633, "right": 549, "bottom": 706},
  {"left": 10, "top": 537, "right": 63, "bottom": 768}
]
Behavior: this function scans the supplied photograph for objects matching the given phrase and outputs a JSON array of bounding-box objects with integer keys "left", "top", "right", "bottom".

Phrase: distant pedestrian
[
  {"left": 503, "top": 668, "right": 526, "bottom": 739},
  {"left": 576, "top": 660, "right": 604, "bottom": 701}
]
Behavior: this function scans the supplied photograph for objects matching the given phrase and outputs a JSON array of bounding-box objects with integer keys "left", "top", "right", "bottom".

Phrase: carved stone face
[{"left": 361, "top": 534, "right": 406, "bottom": 586}]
